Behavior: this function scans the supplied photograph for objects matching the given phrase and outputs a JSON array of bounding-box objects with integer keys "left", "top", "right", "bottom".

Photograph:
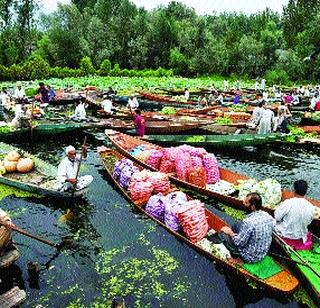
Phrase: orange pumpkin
[
  {"left": 6, "top": 151, "right": 21, "bottom": 162},
  {"left": 17, "top": 158, "right": 33, "bottom": 173},
  {"left": 4, "top": 160, "right": 18, "bottom": 173}
]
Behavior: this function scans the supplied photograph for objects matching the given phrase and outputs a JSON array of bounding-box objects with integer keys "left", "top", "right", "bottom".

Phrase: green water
[{"left": 0, "top": 136, "right": 318, "bottom": 307}]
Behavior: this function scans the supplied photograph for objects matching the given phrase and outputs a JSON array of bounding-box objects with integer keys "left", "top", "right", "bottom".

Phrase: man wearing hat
[{"left": 56, "top": 145, "right": 93, "bottom": 192}]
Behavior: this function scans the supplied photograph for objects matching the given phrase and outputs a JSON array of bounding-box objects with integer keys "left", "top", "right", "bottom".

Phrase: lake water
[{"left": 0, "top": 134, "right": 318, "bottom": 307}]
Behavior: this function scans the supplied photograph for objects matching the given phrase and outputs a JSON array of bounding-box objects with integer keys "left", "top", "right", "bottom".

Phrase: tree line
[{"left": 0, "top": 0, "right": 319, "bottom": 83}]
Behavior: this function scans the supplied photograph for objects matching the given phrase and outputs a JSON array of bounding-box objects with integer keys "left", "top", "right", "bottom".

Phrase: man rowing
[
  {"left": 0, "top": 208, "right": 15, "bottom": 256},
  {"left": 216, "top": 192, "right": 275, "bottom": 263},
  {"left": 274, "top": 180, "right": 316, "bottom": 250},
  {"left": 56, "top": 145, "right": 93, "bottom": 192}
]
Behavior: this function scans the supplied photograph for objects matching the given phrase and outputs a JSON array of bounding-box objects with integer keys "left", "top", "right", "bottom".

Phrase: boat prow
[{"left": 0, "top": 247, "right": 20, "bottom": 269}]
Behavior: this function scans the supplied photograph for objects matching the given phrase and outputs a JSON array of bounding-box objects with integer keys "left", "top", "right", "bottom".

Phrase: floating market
[{"left": 1, "top": 1, "right": 320, "bottom": 307}]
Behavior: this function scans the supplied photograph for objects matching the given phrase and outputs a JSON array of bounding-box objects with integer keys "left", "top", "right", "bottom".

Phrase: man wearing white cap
[{"left": 56, "top": 145, "right": 93, "bottom": 192}]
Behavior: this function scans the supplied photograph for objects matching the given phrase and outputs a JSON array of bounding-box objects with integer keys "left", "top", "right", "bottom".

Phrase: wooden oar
[
  {"left": 273, "top": 232, "right": 320, "bottom": 279},
  {"left": 12, "top": 225, "right": 56, "bottom": 247},
  {"left": 71, "top": 136, "right": 87, "bottom": 197},
  {"left": 2, "top": 224, "right": 73, "bottom": 250}
]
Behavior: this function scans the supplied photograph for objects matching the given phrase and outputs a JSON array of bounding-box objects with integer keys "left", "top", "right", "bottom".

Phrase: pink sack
[{"left": 203, "top": 153, "right": 220, "bottom": 184}]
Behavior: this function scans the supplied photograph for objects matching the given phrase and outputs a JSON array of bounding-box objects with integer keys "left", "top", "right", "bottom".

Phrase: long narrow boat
[
  {"left": 0, "top": 142, "right": 86, "bottom": 198},
  {"left": 99, "top": 148, "right": 299, "bottom": 294},
  {"left": 0, "top": 246, "right": 20, "bottom": 269},
  {"left": 102, "top": 119, "right": 210, "bottom": 135},
  {"left": 274, "top": 235, "right": 320, "bottom": 305},
  {"left": 105, "top": 131, "right": 320, "bottom": 231},
  {"left": 144, "top": 133, "right": 283, "bottom": 148}
]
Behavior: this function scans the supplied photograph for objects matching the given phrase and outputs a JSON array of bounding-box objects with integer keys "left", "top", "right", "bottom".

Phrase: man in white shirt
[
  {"left": 71, "top": 101, "right": 87, "bottom": 120},
  {"left": 101, "top": 96, "right": 113, "bottom": 114},
  {"left": 309, "top": 94, "right": 319, "bottom": 110},
  {"left": 275, "top": 180, "right": 315, "bottom": 249},
  {"left": 127, "top": 94, "right": 139, "bottom": 110},
  {"left": 14, "top": 83, "right": 27, "bottom": 104},
  {"left": 56, "top": 145, "right": 93, "bottom": 192},
  {"left": 184, "top": 88, "right": 190, "bottom": 101},
  {"left": 223, "top": 80, "right": 229, "bottom": 91}
]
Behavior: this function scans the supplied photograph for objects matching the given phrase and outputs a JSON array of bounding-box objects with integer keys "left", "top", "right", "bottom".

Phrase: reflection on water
[{"left": 0, "top": 135, "right": 317, "bottom": 307}]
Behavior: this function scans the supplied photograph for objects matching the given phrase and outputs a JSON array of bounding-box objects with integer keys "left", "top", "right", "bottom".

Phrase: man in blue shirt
[{"left": 218, "top": 192, "right": 275, "bottom": 263}]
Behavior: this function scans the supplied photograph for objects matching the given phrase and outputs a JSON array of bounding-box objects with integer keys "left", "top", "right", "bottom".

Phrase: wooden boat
[
  {"left": 144, "top": 133, "right": 283, "bottom": 148},
  {"left": 274, "top": 234, "right": 320, "bottom": 305},
  {"left": 105, "top": 131, "right": 320, "bottom": 231},
  {"left": 0, "top": 286, "right": 26, "bottom": 307},
  {"left": 0, "top": 142, "right": 86, "bottom": 198},
  {"left": 99, "top": 148, "right": 299, "bottom": 294},
  {"left": 0, "top": 246, "right": 20, "bottom": 269},
  {"left": 103, "top": 119, "right": 210, "bottom": 135}
]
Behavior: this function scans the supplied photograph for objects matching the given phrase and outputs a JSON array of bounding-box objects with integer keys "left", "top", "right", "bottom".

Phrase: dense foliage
[{"left": 0, "top": 0, "right": 319, "bottom": 82}]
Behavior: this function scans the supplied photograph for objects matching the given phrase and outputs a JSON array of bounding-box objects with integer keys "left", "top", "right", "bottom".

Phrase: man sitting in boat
[
  {"left": 56, "top": 145, "right": 93, "bottom": 192},
  {"left": 127, "top": 94, "right": 139, "bottom": 110},
  {"left": 0, "top": 208, "right": 15, "bottom": 256},
  {"left": 71, "top": 101, "right": 88, "bottom": 121},
  {"left": 196, "top": 94, "right": 208, "bottom": 109},
  {"left": 9, "top": 104, "right": 32, "bottom": 129},
  {"left": 101, "top": 95, "right": 113, "bottom": 114},
  {"left": 274, "top": 180, "right": 316, "bottom": 250},
  {"left": 216, "top": 192, "right": 275, "bottom": 263}
]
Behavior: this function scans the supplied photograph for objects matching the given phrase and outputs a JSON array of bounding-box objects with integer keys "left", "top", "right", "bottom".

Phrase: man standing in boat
[
  {"left": 56, "top": 145, "right": 93, "bottom": 192},
  {"left": 216, "top": 192, "right": 275, "bottom": 263},
  {"left": 133, "top": 109, "right": 145, "bottom": 137},
  {"left": 274, "top": 180, "right": 316, "bottom": 250},
  {"left": 0, "top": 208, "right": 15, "bottom": 255}
]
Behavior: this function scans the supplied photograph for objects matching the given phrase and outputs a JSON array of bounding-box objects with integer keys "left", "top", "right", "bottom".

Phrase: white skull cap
[{"left": 66, "top": 145, "right": 76, "bottom": 154}]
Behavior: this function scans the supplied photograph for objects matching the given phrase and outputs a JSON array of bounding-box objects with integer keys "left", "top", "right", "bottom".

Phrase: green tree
[
  {"left": 99, "top": 59, "right": 111, "bottom": 76},
  {"left": 80, "top": 56, "right": 95, "bottom": 75},
  {"left": 21, "top": 54, "right": 50, "bottom": 80}
]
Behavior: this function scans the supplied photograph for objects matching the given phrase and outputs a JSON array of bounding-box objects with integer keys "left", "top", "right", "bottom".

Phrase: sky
[{"left": 42, "top": 0, "right": 289, "bottom": 14}]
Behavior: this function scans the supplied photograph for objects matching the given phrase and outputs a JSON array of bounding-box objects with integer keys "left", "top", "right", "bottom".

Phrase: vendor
[
  {"left": 133, "top": 109, "right": 145, "bottom": 137},
  {"left": 127, "top": 94, "right": 139, "bottom": 110},
  {"left": 216, "top": 192, "right": 275, "bottom": 263},
  {"left": 274, "top": 180, "right": 316, "bottom": 250},
  {"left": 71, "top": 101, "right": 87, "bottom": 121},
  {"left": 10, "top": 104, "right": 32, "bottom": 128},
  {"left": 101, "top": 95, "right": 113, "bottom": 114},
  {"left": 56, "top": 145, "right": 93, "bottom": 192}
]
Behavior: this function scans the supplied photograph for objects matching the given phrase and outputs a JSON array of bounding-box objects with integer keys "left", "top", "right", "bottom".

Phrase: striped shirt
[{"left": 233, "top": 211, "right": 275, "bottom": 263}]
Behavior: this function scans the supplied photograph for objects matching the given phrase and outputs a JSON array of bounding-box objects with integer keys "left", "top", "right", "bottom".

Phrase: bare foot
[{"left": 228, "top": 257, "right": 244, "bottom": 266}]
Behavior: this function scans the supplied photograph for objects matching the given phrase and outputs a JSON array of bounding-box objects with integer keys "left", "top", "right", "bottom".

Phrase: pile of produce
[
  {"left": 176, "top": 200, "right": 209, "bottom": 243},
  {"left": 113, "top": 158, "right": 139, "bottom": 189},
  {"left": 160, "top": 107, "right": 176, "bottom": 115},
  {"left": 128, "top": 170, "right": 171, "bottom": 201},
  {"left": 0, "top": 150, "right": 33, "bottom": 174},
  {"left": 130, "top": 144, "right": 220, "bottom": 187},
  {"left": 215, "top": 117, "right": 233, "bottom": 125},
  {"left": 186, "top": 135, "right": 205, "bottom": 142},
  {"left": 236, "top": 178, "right": 282, "bottom": 209}
]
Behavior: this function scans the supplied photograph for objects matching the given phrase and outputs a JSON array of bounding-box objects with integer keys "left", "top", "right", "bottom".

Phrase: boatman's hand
[
  {"left": 82, "top": 144, "right": 88, "bottom": 158},
  {"left": 4, "top": 221, "right": 15, "bottom": 229},
  {"left": 68, "top": 178, "right": 78, "bottom": 185},
  {"left": 220, "top": 226, "right": 236, "bottom": 237}
]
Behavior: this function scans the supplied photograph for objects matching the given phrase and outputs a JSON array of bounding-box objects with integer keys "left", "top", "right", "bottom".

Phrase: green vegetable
[
  {"left": 215, "top": 116, "right": 233, "bottom": 125},
  {"left": 160, "top": 107, "right": 176, "bottom": 115},
  {"left": 186, "top": 135, "right": 205, "bottom": 142}
]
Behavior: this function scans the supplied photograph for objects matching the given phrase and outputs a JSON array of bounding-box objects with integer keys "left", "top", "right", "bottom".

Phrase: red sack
[{"left": 176, "top": 200, "right": 209, "bottom": 243}]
